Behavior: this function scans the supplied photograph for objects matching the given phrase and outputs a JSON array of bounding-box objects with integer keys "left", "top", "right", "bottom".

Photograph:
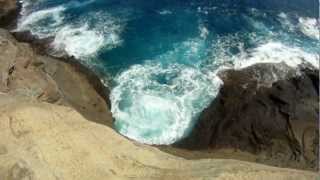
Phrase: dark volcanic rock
[{"left": 176, "top": 63, "right": 319, "bottom": 170}]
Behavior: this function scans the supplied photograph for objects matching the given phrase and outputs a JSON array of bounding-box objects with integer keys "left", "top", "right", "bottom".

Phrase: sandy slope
[{"left": 0, "top": 94, "right": 317, "bottom": 180}]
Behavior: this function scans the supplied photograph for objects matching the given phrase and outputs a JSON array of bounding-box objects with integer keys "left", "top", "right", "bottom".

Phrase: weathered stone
[
  {"left": 0, "top": 28, "right": 113, "bottom": 126},
  {"left": 176, "top": 63, "right": 319, "bottom": 170},
  {"left": 0, "top": 0, "right": 18, "bottom": 27},
  {"left": 8, "top": 161, "right": 35, "bottom": 180},
  {"left": 0, "top": 145, "right": 8, "bottom": 155}
]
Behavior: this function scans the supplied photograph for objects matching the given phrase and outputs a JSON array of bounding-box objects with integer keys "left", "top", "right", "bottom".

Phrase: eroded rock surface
[
  {"left": 0, "top": 0, "right": 16, "bottom": 17},
  {"left": 0, "top": 94, "right": 317, "bottom": 180},
  {"left": 0, "top": 0, "right": 18, "bottom": 27},
  {"left": 0, "top": 4, "right": 318, "bottom": 179},
  {"left": 176, "top": 63, "right": 319, "bottom": 170},
  {"left": 0, "top": 28, "right": 113, "bottom": 126}
]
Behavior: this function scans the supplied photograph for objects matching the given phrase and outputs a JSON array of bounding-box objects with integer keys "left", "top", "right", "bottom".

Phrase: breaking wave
[{"left": 15, "top": 1, "right": 320, "bottom": 144}]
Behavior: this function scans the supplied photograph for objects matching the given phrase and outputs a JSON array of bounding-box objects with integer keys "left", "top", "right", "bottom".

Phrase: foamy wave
[
  {"left": 111, "top": 63, "right": 222, "bottom": 145},
  {"left": 278, "top": 12, "right": 319, "bottom": 40},
  {"left": 277, "top": 12, "right": 296, "bottom": 32},
  {"left": 111, "top": 29, "right": 221, "bottom": 145},
  {"left": 199, "top": 24, "right": 209, "bottom": 39},
  {"left": 17, "top": 1, "right": 125, "bottom": 58},
  {"left": 51, "top": 11, "right": 124, "bottom": 58},
  {"left": 234, "top": 42, "right": 319, "bottom": 69},
  {"left": 51, "top": 24, "right": 105, "bottom": 58},
  {"left": 17, "top": 6, "right": 65, "bottom": 38},
  {"left": 298, "top": 17, "right": 320, "bottom": 40}
]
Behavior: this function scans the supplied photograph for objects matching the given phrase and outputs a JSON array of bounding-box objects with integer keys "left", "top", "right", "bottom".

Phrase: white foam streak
[
  {"left": 111, "top": 63, "right": 222, "bottom": 145},
  {"left": 158, "top": 10, "right": 172, "bottom": 15},
  {"left": 234, "top": 42, "right": 319, "bottom": 69},
  {"left": 52, "top": 25, "right": 105, "bottom": 58},
  {"left": 298, "top": 17, "right": 320, "bottom": 40},
  {"left": 199, "top": 24, "right": 209, "bottom": 39},
  {"left": 278, "top": 12, "right": 319, "bottom": 40},
  {"left": 17, "top": 1, "right": 125, "bottom": 58},
  {"left": 17, "top": 6, "right": 65, "bottom": 37}
]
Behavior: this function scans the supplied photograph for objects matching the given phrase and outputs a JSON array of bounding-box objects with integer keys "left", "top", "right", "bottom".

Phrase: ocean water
[{"left": 16, "top": 0, "right": 320, "bottom": 145}]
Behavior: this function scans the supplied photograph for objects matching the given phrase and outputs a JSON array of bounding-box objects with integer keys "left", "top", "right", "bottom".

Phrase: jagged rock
[
  {"left": 0, "top": 0, "right": 16, "bottom": 17},
  {"left": 176, "top": 63, "right": 319, "bottom": 170},
  {"left": 0, "top": 28, "right": 113, "bottom": 126},
  {"left": 0, "top": 2, "right": 318, "bottom": 178},
  {"left": 0, "top": 94, "right": 317, "bottom": 180},
  {"left": 0, "top": 0, "right": 18, "bottom": 27}
]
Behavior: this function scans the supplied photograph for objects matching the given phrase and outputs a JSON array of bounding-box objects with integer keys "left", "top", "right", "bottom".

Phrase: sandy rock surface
[
  {"left": 177, "top": 63, "right": 319, "bottom": 170},
  {"left": 0, "top": 4, "right": 318, "bottom": 179},
  {"left": 0, "top": 94, "right": 317, "bottom": 180},
  {"left": 0, "top": 28, "right": 112, "bottom": 126}
]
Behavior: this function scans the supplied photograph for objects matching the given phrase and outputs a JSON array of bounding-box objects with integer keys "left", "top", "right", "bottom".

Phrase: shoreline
[
  {"left": 0, "top": 0, "right": 111, "bottom": 109},
  {"left": 1, "top": 0, "right": 318, "bottom": 172},
  {"left": 0, "top": 0, "right": 113, "bottom": 126}
]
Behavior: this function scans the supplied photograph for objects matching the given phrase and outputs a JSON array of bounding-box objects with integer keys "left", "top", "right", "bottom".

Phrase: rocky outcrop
[
  {"left": 0, "top": 28, "right": 113, "bottom": 126},
  {"left": 0, "top": 0, "right": 18, "bottom": 27},
  {"left": 0, "top": 28, "right": 316, "bottom": 180},
  {"left": 0, "top": 0, "right": 16, "bottom": 17},
  {"left": 176, "top": 63, "right": 319, "bottom": 170},
  {"left": 0, "top": 92, "right": 317, "bottom": 180}
]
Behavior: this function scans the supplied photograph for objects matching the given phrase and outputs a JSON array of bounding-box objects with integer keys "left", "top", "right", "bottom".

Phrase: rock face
[
  {"left": 176, "top": 63, "right": 319, "bottom": 170},
  {"left": 0, "top": 94, "right": 317, "bottom": 180},
  {"left": 0, "top": 0, "right": 18, "bottom": 27},
  {"left": 0, "top": 28, "right": 316, "bottom": 180},
  {"left": 0, "top": 0, "right": 16, "bottom": 16},
  {"left": 0, "top": 28, "right": 113, "bottom": 126}
]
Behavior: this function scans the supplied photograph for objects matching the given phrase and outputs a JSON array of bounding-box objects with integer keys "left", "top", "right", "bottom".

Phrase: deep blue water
[{"left": 17, "top": 0, "right": 320, "bottom": 144}]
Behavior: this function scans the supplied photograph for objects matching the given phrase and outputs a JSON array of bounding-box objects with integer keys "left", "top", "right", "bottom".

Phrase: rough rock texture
[
  {"left": 0, "top": 4, "right": 318, "bottom": 179},
  {"left": 0, "top": 28, "right": 113, "bottom": 126},
  {"left": 0, "top": 94, "right": 317, "bottom": 180},
  {"left": 0, "top": 29, "right": 316, "bottom": 178},
  {"left": 176, "top": 63, "right": 319, "bottom": 170},
  {"left": 0, "top": 0, "right": 16, "bottom": 17},
  {"left": 0, "top": 0, "right": 18, "bottom": 27}
]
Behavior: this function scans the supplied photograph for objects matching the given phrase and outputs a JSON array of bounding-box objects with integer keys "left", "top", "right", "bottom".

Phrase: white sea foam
[
  {"left": 277, "top": 12, "right": 296, "bottom": 32},
  {"left": 52, "top": 24, "right": 105, "bottom": 58},
  {"left": 17, "top": 1, "right": 125, "bottom": 58},
  {"left": 158, "top": 10, "right": 172, "bottom": 15},
  {"left": 111, "top": 63, "right": 222, "bottom": 145},
  {"left": 16, "top": 2, "right": 319, "bottom": 145},
  {"left": 277, "top": 12, "right": 319, "bottom": 40},
  {"left": 298, "top": 17, "right": 320, "bottom": 40},
  {"left": 234, "top": 41, "right": 319, "bottom": 69},
  {"left": 51, "top": 11, "right": 124, "bottom": 58},
  {"left": 199, "top": 24, "right": 209, "bottom": 39},
  {"left": 111, "top": 28, "right": 222, "bottom": 144},
  {"left": 16, "top": 6, "right": 66, "bottom": 38}
]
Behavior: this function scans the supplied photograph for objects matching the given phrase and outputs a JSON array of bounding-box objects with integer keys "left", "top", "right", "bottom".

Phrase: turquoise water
[{"left": 17, "top": 0, "right": 319, "bottom": 144}]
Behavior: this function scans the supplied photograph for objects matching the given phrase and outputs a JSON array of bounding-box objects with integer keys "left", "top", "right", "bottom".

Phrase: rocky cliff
[
  {"left": 176, "top": 63, "right": 319, "bottom": 170},
  {"left": 0, "top": 1, "right": 318, "bottom": 179},
  {"left": 0, "top": 0, "right": 18, "bottom": 27},
  {"left": 0, "top": 27, "right": 317, "bottom": 180},
  {"left": 0, "top": 28, "right": 113, "bottom": 126}
]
